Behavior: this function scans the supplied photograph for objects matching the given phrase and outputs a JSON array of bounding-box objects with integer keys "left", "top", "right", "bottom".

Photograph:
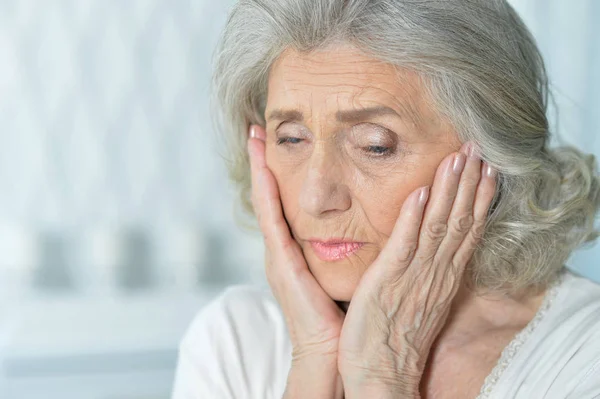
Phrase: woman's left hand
[{"left": 338, "top": 141, "right": 497, "bottom": 398}]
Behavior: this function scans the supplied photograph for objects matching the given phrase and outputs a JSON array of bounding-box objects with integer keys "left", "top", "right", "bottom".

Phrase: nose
[{"left": 298, "top": 143, "right": 351, "bottom": 218}]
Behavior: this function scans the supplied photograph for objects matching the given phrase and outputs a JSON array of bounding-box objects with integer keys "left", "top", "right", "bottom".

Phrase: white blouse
[{"left": 171, "top": 267, "right": 600, "bottom": 398}]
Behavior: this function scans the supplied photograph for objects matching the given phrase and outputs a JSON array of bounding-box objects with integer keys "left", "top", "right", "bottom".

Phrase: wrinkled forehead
[{"left": 265, "top": 44, "right": 429, "bottom": 127}]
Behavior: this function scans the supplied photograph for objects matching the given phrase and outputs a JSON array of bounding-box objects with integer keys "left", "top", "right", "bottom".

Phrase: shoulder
[
  {"left": 172, "top": 284, "right": 291, "bottom": 399},
  {"left": 536, "top": 269, "right": 600, "bottom": 357},
  {"left": 550, "top": 268, "right": 600, "bottom": 330},
  {"left": 500, "top": 269, "right": 600, "bottom": 397},
  {"left": 560, "top": 268, "right": 600, "bottom": 302},
  {"left": 180, "top": 284, "right": 288, "bottom": 349},
  {"left": 549, "top": 270, "right": 600, "bottom": 372}
]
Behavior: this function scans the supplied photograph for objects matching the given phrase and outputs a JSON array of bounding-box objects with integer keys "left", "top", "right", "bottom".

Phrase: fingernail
[
  {"left": 249, "top": 125, "right": 266, "bottom": 142},
  {"left": 485, "top": 163, "right": 497, "bottom": 178},
  {"left": 249, "top": 125, "right": 257, "bottom": 139},
  {"left": 418, "top": 186, "right": 430, "bottom": 206},
  {"left": 468, "top": 142, "right": 480, "bottom": 159},
  {"left": 453, "top": 153, "right": 466, "bottom": 174},
  {"left": 460, "top": 141, "right": 471, "bottom": 155}
]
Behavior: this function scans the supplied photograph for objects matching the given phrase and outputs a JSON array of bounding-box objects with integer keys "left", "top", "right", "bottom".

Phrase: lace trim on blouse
[{"left": 474, "top": 271, "right": 568, "bottom": 399}]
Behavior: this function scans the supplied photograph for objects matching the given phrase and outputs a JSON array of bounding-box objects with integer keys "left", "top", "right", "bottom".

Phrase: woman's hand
[
  {"left": 337, "top": 141, "right": 497, "bottom": 398},
  {"left": 247, "top": 124, "right": 345, "bottom": 399}
]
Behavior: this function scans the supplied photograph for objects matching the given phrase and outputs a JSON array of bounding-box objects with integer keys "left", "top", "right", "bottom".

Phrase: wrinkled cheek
[
  {"left": 272, "top": 169, "right": 304, "bottom": 228},
  {"left": 349, "top": 243, "right": 380, "bottom": 273}
]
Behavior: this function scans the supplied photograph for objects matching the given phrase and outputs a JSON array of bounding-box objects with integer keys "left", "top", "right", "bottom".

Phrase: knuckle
[
  {"left": 423, "top": 221, "right": 447, "bottom": 241},
  {"left": 279, "top": 235, "right": 297, "bottom": 253},
  {"left": 417, "top": 251, "right": 436, "bottom": 266},
  {"left": 448, "top": 258, "right": 464, "bottom": 276},
  {"left": 262, "top": 227, "right": 277, "bottom": 244},
  {"left": 450, "top": 214, "right": 474, "bottom": 235},
  {"left": 394, "top": 243, "right": 417, "bottom": 264},
  {"left": 464, "top": 176, "right": 481, "bottom": 189},
  {"left": 471, "top": 221, "right": 486, "bottom": 241}
]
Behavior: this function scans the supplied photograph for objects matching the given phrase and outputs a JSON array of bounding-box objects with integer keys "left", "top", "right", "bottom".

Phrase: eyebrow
[
  {"left": 266, "top": 106, "right": 404, "bottom": 124},
  {"left": 337, "top": 106, "right": 402, "bottom": 123},
  {"left": 267, "top": 109, "right": 304, "bottom": 123}
]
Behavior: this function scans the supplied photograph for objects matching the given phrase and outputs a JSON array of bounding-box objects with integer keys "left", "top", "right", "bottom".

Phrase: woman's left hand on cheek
[{"left": 338, "top": 141, "right": 498, "bottom": 398}]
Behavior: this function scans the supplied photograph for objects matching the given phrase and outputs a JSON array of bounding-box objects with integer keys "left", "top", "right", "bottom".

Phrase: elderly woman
[{"left": 172, "top": 0, "right": 600, "bottom": 398}]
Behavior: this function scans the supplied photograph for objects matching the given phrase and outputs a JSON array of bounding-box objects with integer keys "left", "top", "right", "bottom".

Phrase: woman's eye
[
  {"left": 365, "top": 145, "right": 392, "bottom": 156},
  {"left": 276, "top": 137, "right": 303, "bottom": 145}
]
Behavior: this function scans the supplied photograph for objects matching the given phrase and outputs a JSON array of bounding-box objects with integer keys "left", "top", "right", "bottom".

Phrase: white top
[{"left": 171, "top": 268, "right": 600, "bottom": 399}]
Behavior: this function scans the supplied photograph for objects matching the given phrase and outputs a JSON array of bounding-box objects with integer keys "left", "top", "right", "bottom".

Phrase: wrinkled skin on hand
[{"left": 338, "top": 141, "right": 496, "bottom": 396}]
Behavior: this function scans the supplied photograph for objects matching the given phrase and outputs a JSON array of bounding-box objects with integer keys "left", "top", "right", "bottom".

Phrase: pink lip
[{"left": 309, "top": 240, "right": 365, "bottom": 262}]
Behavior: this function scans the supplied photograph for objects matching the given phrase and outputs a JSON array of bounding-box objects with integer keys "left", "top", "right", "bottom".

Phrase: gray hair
[{"left": 211, "top": 0, "right": 600, "bottom": 296}]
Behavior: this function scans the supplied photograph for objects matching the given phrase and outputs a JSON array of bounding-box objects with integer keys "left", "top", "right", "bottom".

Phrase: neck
[{"left": 436, "top": 276, "right": 549, "bottom": 347}]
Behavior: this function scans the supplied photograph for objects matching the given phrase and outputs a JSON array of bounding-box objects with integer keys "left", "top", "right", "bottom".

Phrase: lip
[{"left": 308, "top": 239, "right": 365, "bottom": 262}]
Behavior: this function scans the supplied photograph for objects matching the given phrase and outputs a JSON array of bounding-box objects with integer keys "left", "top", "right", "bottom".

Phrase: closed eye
[
  {"left": 276, "top": 137, "right": 303, "bottom": 145},
  {"left": 365, "top": 145, "right": 392, "bottom": 155}
]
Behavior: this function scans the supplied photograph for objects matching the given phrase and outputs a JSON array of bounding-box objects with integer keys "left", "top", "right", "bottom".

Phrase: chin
[{"left": 306, "top": 257, "right": 367, "bottom": 302}]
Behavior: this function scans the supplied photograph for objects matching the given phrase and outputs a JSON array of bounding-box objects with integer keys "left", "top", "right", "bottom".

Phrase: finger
[
  {"left": 453, "top": 160, "right": 498, "bottom": 267},
  {"left": 434, "top": 142, "right": 482, "bottom": 265},
  {"left": 376, "top": 183, "right": 430, "bottom": 270},
  {"left": 247, "top": 125, "right": 297, "bottom": 254},
  {"left": 414, "top": 148, "right": 466, "bottom": 259}
]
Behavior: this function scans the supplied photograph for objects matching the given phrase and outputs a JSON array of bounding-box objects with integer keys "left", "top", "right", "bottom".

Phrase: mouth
[{"left": 308, "top": 239, "right": 365, "bottom": 262}]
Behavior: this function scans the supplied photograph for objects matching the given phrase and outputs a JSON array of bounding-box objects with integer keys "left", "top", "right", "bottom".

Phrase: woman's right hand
[{"left": 247, "top": 124, "right": 346, "bottom": 398}]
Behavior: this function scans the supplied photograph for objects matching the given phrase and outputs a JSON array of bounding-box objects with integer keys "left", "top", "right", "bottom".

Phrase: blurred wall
[
  {"left": 0, "top": 2, "right": 266, "bottom": 398},
  {"left": 0, "top": 0, "right": 265, "bottom": 296}
]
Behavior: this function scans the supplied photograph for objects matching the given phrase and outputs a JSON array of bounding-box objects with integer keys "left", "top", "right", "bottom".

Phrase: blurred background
[{"left": 0, "top": 0, "right": 598, "bottom": 398}]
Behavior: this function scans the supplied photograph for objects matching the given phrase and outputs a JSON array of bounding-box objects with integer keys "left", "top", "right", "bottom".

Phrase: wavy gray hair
[{"left": 210, "top": 0, "right": 600, "bottom": 296}]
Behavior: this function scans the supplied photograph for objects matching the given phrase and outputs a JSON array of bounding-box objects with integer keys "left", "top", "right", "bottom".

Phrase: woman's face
[{"left": 264, "top": 44, "right": 462, "bottom": 302}]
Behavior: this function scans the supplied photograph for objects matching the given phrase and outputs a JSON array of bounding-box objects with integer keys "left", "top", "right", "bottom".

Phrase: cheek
[
  {"left": 354, "top": 158, "right": 439, "bottom": 238},
  {"left": 265, "top": 149, "right": 303, "bottom": 222},
  {"left": 355, "top": 180, "right": 411, "bottom": 238},
  {"left": 265, "top": 142, "right": 444, "bottom": 238}
]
